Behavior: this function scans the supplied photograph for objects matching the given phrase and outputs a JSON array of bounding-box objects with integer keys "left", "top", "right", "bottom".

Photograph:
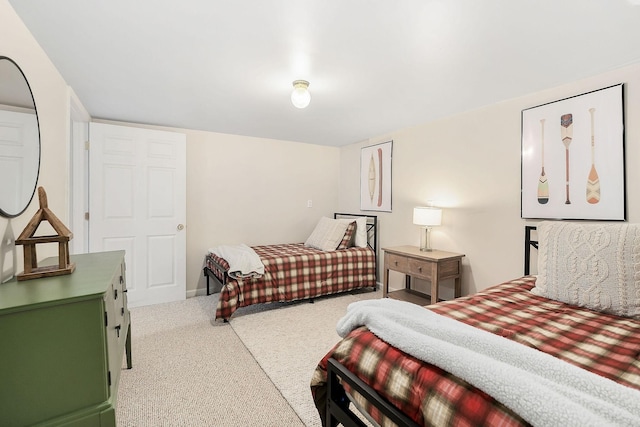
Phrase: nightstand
[{"left": 382, "top": 246, "right": 465, "bottom": 305}]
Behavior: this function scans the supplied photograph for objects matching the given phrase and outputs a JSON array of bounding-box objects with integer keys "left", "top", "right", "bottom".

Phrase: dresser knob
[
  {"left": 418, "top": 267, "right": 422, "bottom": 272},
  {"left": 394, "top": 261, "right": 398, "bottom": 266}
]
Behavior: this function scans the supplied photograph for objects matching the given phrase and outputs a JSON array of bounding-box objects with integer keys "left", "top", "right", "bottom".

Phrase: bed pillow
[
  {"left": 336, "top": 221, "right": 357, "bottom": 250},
  {"left": 531, "top": 221, "right": 640, "bottom": 318},
  {"left": 305, "top": 217, "right": 351, "bottom": 251},
  {"left": 338, "top": 217, "right": 369, "bottom": 248}
]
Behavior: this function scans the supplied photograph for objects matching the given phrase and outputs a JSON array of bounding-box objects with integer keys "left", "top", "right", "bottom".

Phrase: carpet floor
[{"left": 116, "top": 289, "right": 379, "bottom": 426}]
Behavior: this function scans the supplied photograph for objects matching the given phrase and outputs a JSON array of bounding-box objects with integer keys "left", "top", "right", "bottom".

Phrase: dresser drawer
[
  {"left": 408, "top": 258, "right": 431, "bottom": 279},
  {"left": 386, "top": 253, "right": 408, "bottom": 272}
]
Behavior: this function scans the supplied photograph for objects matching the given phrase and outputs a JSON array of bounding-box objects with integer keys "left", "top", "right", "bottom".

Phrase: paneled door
[{"left": 89, "top": 123, "right": 186, "bottom": 307}]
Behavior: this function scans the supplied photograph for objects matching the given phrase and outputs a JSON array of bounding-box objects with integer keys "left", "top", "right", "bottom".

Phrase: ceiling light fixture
[{"left": 291, "top": 80, "right": 311, "bottom": 109}]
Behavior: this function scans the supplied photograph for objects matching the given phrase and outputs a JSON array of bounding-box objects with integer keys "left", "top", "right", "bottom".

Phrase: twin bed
[
  {"left": 203, "top": 213, "right": 378, "bottom": 321},
  {"left": 311, "top": 221, "right": 640, "bottom": 427}
]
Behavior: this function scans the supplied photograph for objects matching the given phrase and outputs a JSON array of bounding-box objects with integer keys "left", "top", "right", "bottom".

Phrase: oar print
[
  {"left": 377, "top": 148, "right": 383, "bottom": 207},
  {"left": 537, "top": 119, "right": 549, "bottom": 204},
  {"left": 368, "top": 153, "right": 376, "bottom": 204},
  {"left": 586, "top": 108, "right": 600, "bottom": 204},
  {"left": 561, "top": 114, "right": 573, "bottom": 204}
]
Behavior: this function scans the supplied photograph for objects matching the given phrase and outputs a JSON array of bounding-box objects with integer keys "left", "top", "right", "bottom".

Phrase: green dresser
[{"left": 0, "top": 251, "right": 132, "bottom": 426}]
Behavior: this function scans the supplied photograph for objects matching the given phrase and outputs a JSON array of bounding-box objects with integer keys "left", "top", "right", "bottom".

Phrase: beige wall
[
  {"left": 340, "top": 63, "right": 640, "bottom": 297},
  {"left": 185, "top": 129, "right": 340, "bottom": 295},
  {"left": 95, "top": 119, "right": 341, "bottom": 297},
  {"left": 0, "top": 0, "right": 72, "bottom": 280}
]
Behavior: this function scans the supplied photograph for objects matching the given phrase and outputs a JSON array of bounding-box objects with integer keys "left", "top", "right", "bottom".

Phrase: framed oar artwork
[
  {"left": 360, "top": 140, "right": 392, "bottom": 211},
  {"left": 521, "top": 84, "right": 624, "bottom": 220}
]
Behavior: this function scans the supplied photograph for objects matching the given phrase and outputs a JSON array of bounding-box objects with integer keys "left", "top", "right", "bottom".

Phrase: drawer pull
[
  {"left": 114, "top": 289, "right": 118, "bottom": 300},
  {"left": 418, "top": 267, "right": 422, "bottom": 272},
  {"left": 115, "top": 325, "right": 121, "bottom": 338},
  {"left": 394, "top": 261, "right": 398, "bottom": 266}
]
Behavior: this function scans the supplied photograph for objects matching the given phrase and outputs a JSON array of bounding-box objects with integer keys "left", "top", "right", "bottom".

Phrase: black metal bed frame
[
  {"left": 202, "top": 213, "right": 379, "bottom": 296},
  {"left": 524, "top": 225, "right": 538, "bottom": 276},
  {"left": 324, "top": 225, "right": 540, "bottom": 427}
]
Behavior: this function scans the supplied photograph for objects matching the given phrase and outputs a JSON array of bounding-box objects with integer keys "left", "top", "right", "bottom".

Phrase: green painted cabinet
[{"left": 0, "top": 251, "right": 131, "bottom": 426}]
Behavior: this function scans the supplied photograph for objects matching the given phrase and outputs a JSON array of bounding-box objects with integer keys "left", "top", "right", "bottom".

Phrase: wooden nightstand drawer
[
  {"left": 408, "top": 258, "right": 431, "bottom": 279},
  {"left": 386, "top": 253, "right": 408, "bottom": 272}
]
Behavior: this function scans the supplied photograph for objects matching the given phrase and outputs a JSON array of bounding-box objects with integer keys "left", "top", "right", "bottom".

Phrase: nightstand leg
[{"left": 430, "top": 280, "right": 438, "bottom": 304}]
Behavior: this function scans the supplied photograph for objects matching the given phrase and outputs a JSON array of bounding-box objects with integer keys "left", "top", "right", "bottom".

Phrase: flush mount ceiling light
[{"left": 291, "top": 80, "right": 311, "bottom": 108}]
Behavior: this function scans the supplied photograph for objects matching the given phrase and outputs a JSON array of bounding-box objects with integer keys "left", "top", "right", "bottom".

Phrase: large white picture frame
[
  {"left": 360, "top": 141, "right": 392, "bottom": 212},
  {"left": 521, "top": 84, "right": 625, "bottom": 220}
]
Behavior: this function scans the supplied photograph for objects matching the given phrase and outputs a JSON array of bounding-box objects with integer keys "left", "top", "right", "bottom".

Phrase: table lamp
[{"left": 413, "top": 206, "right": 442, "bottom": 251}]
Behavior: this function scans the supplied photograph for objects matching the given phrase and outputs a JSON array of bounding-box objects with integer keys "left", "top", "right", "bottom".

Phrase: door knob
[{"left": 177, "top": 224, "right": 185, "bottom": 231}]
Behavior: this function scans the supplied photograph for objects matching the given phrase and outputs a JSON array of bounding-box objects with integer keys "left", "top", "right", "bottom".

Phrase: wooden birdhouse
[{"left": 15, "top": 187, "right": 75, "bottom": 281}]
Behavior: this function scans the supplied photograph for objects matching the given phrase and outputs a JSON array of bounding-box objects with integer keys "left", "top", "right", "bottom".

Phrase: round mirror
[{"left": 0, "top": 57, "right": 40, "bottom": 218}]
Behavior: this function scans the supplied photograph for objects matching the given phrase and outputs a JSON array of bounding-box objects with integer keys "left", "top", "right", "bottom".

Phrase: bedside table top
[{"left": 382, "top": 245, "right": 465, "bottom": 261}]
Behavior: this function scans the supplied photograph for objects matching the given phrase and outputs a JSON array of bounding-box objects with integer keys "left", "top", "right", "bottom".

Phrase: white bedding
[
  {"left": 209, "top": 244, "right": 264, "bottom": 279},
  {"left": 337, "top": 298, "right": 640, "bottom": 427}
]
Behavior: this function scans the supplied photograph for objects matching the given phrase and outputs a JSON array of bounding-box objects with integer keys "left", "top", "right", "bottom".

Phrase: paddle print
[
  {"left": 537, "top": 119, "right": 549, "bottom": 204},
  {"left": 377, "top": 148, "right": 383, "bottom": 207},
  {"left": 587, "top": 108, "right": 601, "bottom": 204},
  {"left": 561, "top": 114, "right": 573, "bottom": 204},
  {"left": 368, "top": 153, "right": 376, "bottom": 204}
]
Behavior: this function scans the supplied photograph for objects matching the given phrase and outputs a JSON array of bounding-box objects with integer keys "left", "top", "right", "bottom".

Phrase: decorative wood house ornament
[{"left": 15, "top": 187, "right": 75, "bottom": 281}]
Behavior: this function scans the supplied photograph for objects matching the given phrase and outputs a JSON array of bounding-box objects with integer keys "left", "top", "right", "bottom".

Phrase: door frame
[{"left": 68, "top": 88, "right": 90, "bottom": 255}]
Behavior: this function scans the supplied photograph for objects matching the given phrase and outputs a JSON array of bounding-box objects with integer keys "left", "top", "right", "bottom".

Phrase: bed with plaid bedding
[
  {"left": 311, "top": 276, "right": 640, "bottom": 426},
  {"left": 207, "top": 243, "right": 376, "bottom": 320}
]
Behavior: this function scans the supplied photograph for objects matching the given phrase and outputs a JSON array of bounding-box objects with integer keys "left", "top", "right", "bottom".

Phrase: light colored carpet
[
  {"left": 229, "top": 289, "right": 379, "bottom": 427},
  {"left": 116, "top": 288, "right": 379, "bottom": 426},
  {"left": 116, "top": 296, "right": 304, "bottom": 426}
]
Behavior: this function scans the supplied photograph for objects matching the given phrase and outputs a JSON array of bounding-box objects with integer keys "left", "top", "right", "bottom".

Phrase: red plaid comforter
[
  {"left": 207, "top": 243, "right": 376, "bottom": 320},
  {"left": 311, "top": 276, "right": 640, "bottom": 426}
]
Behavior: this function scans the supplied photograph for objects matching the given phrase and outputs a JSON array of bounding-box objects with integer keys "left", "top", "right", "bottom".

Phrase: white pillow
[
  {"left": 531, "top": 221, "right": 640, "bottom": 318},
  {"left": 338, "top": 217, "right": 368, "bottom": 248},
  {"left": 305, "top": 217, "right": 350, "bottom": 251}
]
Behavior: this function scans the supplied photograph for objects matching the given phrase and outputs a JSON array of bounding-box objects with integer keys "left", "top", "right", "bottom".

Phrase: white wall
[
  {"left": 340, "top": 63, "right": 640, "bottom": 297},
  {"left": 0, "top": 0, "right": 72, "bottom": 280}
]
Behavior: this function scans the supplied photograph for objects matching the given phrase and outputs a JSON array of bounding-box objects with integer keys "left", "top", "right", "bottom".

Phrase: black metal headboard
[{"left": 524, "top": 225, "right": 538, "bottom": 275}]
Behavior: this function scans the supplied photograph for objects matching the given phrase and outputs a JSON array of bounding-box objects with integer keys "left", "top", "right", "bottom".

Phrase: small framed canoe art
[
  {"left": 360, "top": 140, "right": 392, "bottom": 212},
  {"left": 521, "top": 84, "right": 625, "bottom": 220}
]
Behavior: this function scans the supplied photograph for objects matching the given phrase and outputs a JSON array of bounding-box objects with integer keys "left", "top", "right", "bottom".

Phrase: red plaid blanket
[
  {"left": 207, "top": 243, "right": 376, "bottom": 320},
  {"left": 311, "top": 276, "right": 640, "bottom": 426}
]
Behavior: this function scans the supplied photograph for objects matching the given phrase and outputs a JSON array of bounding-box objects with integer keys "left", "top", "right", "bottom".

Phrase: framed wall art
[
  {"left": 360, "top": 140, "right": 392, "bottom": 212},
  {"left": 521, "top": 84, "right": 625, "bottom": 220}
]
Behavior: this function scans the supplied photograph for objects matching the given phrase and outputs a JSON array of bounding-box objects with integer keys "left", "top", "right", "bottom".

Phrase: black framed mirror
[{"left": 0, "top": 56, "right": 40, "bottom": 218}]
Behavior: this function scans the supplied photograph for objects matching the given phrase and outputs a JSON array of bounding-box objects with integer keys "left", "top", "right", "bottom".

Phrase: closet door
[{"left": 89, "top": 122, "right": 186, "bottom": 307}]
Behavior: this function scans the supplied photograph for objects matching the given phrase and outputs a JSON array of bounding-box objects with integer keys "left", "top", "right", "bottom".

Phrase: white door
[{"left": 89, "top": 122, "right": 186, "bottom": 307}]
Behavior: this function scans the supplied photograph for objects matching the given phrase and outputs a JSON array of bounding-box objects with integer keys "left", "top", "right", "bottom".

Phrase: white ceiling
[{"left": 9, "top": 0, "right": 640, "bottom": 147}]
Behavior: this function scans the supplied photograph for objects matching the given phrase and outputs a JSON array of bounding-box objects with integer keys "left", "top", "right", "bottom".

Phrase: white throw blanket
[
  {"left": 336, "top": 298, "right": 640, "bottom": 427},
  {"left": 209, "top": 244, "right": 264, "bottom": 279}
]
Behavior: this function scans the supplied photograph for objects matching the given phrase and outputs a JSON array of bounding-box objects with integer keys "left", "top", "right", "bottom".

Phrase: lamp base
[{"left": 419, "top": 227, "right": 435, "bottom": 252}]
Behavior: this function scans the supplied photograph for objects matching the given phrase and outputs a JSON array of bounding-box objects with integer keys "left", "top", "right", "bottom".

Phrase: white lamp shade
[
  {"left": 291, "top": 80, "right": 311, "bottom": 108},
  {"left": 413, "top": 207, "right": 442, "bottom": 226}
]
